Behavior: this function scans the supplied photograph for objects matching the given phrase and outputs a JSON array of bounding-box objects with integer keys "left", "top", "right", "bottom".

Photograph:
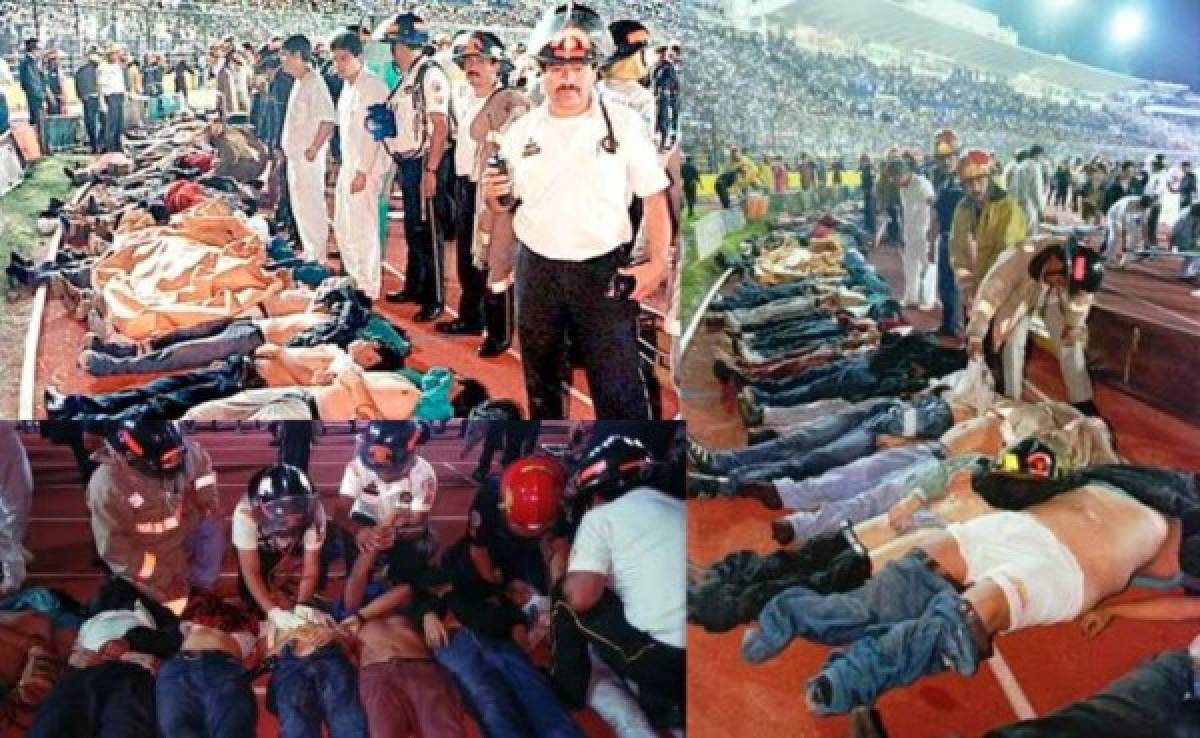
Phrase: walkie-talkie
[{"left": 488, "top": 153, "right": 516, "bottom": 209}]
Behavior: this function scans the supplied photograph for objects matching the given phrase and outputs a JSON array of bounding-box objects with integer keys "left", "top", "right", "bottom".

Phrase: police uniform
[
  {"left": 86, "top": 439, "right": 222, "bottom": 607},
  {"left": 385, "top": 55, "right": 451, "bottom": 314},
  {"left": 499, "top": 95, "right": 670, "bottom": 419},
  {"left": 445, "top": 79, "right": 496, "bottom": 332}
]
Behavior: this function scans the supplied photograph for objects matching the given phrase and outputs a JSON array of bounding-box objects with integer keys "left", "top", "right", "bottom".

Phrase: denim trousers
[
  {"left": 434, "top": 629, "right": 585, "bottom": 738},
  {"left": 725, "top": 295, "right": 819, "bottom": 333},
  {"left": 268, "top": 644, "right": 368, "bottom": 738},
  {"left": 777, "top": 450, "right": 942, "bottom": 541},
  {"left": 728, "top": 427, "right": 879, "bottom": 486},
  {"left": 29, "top": 661, "right": 158, "bottom": 738},
  {"left": 985, "top": 650, "right": 1200, "bottom": 738},
  {"left": 937, "top": 233, "right": 961, "bottom": 334},
  {"left": 711, "top": 398, "right": 895, "bottom": 473},
  {"left": 750, "top": 364, "right": 880, "bottom": 409},
  {"left": 87, "top": 320, "right": 264, "bottom": 375},
  {"left": 741, "top": 319, "right": 842, "bottom": 355},
  {"left": 157, "top": 651, "right": 257, "bottom": 738},
  {"left": 712, "top": 280, "right": 816, "bottom": 311},
  {"left": 65, "top": 362, "right": 247, "bottom": 433},
  {"left": 750, "top": 357, "right": 869, "bottom": 396}
]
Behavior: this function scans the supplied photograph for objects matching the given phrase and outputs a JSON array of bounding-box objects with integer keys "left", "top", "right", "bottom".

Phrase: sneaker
[{"left": 686, "top": 436, "right": 718, "bottom": 474}]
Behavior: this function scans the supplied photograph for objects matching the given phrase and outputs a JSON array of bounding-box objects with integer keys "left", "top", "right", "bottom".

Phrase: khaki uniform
[
  {"left": 966, "top": 238, "right": 1095, "bottom": 404},
  {"left": 87, "top": 440, "right": 218, "bottom": 604},
  {"left": 949, "top": 183, "right": 1028, "bottom": 302}
]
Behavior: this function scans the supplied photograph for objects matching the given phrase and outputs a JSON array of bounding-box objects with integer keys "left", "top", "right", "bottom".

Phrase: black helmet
[
  {"left": 247, "top": 464, "right": 318, "bottom": 541},
  {"left": 453, "top": 30, "right": 505, "bottom": 69},
  {"left": 604, "top": 19, "right": 650, "bottom": 68},
  {"left": 992, "top": 436, "right": 1070, "bottom": 481},
  {"left": 574, "top": 435, "right": 655, "bottom": 501},
  {"left": 528, "top": 2, "right": 612, "bottom": 67},
  {"left": 106, "top": 416, "right": 187, "bottom": 477},
  {"left": 357, "top": 421, "right": 429, "bottom": 481}
]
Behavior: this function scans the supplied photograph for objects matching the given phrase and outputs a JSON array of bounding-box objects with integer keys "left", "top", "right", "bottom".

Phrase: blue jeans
[
  {"left": 434, "top": 629, "right": 584, "bottom": 738},
  {"left": 712, "top": 280, "right": 816, "bottom": 311},
  {"left": 729, "top": 427, "right": 880, "bottom": 485},
  {"left": 710, "top": 398, "right": 895, "bottom": 473},
  {"left": 937, "top": 233, "right": 960, "bottom": 333},
  {"left": 269, "top": 644, "right": 368, "bottom": 738},
  {"left": 778, "top": 451, "right": 943, "bottom": 540},
  {"left": 87, "top": 320, "right": 264, "bottom": 375},
  {"left": 157, "top": 651, "right": 257, "bottom": 738},
  {"left": 742, "top": 550, "right": 957, "bottom": 662},
  {"left": 809, "top": 588, "right": 980, "bottom": 713},
  {"left": 750, "top": 357, "right": 869, "bottom": 395},
  {"left": 986, "top": 650, "right": 1200, "bottom": 738}
]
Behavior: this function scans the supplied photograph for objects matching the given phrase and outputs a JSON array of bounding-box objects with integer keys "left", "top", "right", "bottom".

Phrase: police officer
[
  {"left": 18, "top": 39, "right": 46, "bottom": 146},
  {"left": 482, "top": 3, "right": 671, "bottom": 420},
  {"left": 379, "top": 13, "right": 451, "bottom": 323},
  {"left": 86, "top": 417, "right": 222, "bottom": 614},
  {"left": 436, "top": 32, "right": 507, "bottom": 345}
]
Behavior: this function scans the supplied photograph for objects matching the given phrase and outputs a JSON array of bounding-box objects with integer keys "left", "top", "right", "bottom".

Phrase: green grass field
[
  {"left": 680, "top": 218, "right": 769, "bottom": 330},
  {"left": 0, "top": 154, "right": 86, "bottom": 316}
]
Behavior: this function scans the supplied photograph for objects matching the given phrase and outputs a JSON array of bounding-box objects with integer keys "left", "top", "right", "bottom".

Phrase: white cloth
[
  {"left": 948, "top": 511, "right": 1086, "bottom": 631},
  {"left": 78, "top": 604, "right": 155, "bottom": 651},
  {"left": 283, "top": 70, "right": 336, "bottom": 262},
  {"left": 0, "top": 423, "right": 31, "bottom": 593},
  {"left": 898, "top": 173, "right": 937, "bottom": 308},
  {"left": 499, "top": 93, "right": 670, "bottom": 261},
  {"left": 385, "top": 56, "right": 450, "bottom": 160},
  {"left": 231, "top": 494, "right": 327, "bottom": 551},
  {"left": 454, "top": 83, "right": 495, "bottom": 179},
  {"left": 334, "top": 69, "right": 391, "bottom": 299},
  {"left": 568, "top": 487, "right": 685, "bottom": 648},
  {"left": 1012, "top": 158, "right": 1046, "bottom": 237},
  {"left": 97, "top": 62, "right": 127, "bottom": 96},
  {"left": 338, "top": 456, "right": 438, "bottom": 520}
]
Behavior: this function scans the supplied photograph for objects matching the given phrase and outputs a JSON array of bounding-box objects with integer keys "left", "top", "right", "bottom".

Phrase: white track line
[
  {"left": 382, "top": 261, "right": 595, "bottom": 408},
  {"left": 680, "top": 266, "right": 735, "bottom": 355},
  {"left": 987, "top": 644, "right": 1037, "bottom": 721}
]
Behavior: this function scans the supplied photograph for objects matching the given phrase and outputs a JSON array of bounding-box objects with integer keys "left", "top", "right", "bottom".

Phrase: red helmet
[
  {"left": 933, "top": 129, "right": 960, "bottom": 157},
  {"left": 500, "top": 455, "right": 566, "bottom": 537},
  {"left": 958, "top": 148, "right": 993, "bottom": 181}
]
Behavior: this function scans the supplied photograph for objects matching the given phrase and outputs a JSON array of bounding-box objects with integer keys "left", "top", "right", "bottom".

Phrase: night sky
[{"left": 967, "top": 0, "right": 1200, "bottom": 92}]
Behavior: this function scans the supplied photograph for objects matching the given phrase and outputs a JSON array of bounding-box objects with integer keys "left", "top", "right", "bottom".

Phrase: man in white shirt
[
  {"left": 378, "top": 13, "right": 451, "bottom": 322},
  {"left": 1144, "top": 153, "right": 1170, "bottom": 246},
  {"left": 482, "top": 4, "right": 671, "bottom": 420},
  {"left": 559, "top": 436, "right": 685, "bottom": 726},
  {"left": 1012, "top": 144, "right": 1048, "bottom": 237},
  {"left": 890, "top": 157, "right": 937, "bottom": 310},
  {"left": 435, "top": 31, "right": 508, "bottom": 351},
  {"left": 336, "top": 421, "right": 437, "bottom": 552},
  {"left": 1105, "top": 194, "right": 1156, "bottom": 266},
  {"left": 331, "top": 31, "right": 391, "bottom": 300},
  {"left": 280, "top": 35, "right": 337, "bottom": 264},
  {"left": 97, "top": 46, "right": 128, "bottom": 152}
]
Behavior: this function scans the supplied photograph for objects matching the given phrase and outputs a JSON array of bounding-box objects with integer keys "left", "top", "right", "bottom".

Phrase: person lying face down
[{"left": 739, "top": 437, "right": 1191, "bottom": 715}]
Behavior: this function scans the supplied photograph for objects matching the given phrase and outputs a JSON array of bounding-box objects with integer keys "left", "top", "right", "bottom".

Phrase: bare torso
[
  {"left": 1028, "top": 484, "right": 1169, "bottom": 607},
  {"left": 358, "top": 616, "right": 431, "bottom": 667},
  {"left": 254, "top": 313, "right": 330, "bottom": 345}
]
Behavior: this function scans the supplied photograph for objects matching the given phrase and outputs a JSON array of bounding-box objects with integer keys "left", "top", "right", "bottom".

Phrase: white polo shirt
[
  {"left": 281, "top": 67, "right": 337, "bottom": 161},
  {"left": 568, "top": 486, "right": 685, "bottom": 648},
  {"left": 498, "top": 91, "right": 670, "bottom": 261},
  {"left": 454, "top": 82, "right": 497, "bottom": 180},
  {"left": 338, "top": 456, "right": 438, "bottom": 518},
  {"left": 386, "top": 56, "right": 450, "bottom": 160},
  {"left": 231, "top": 495, "right": 328, "bottom": 551}
]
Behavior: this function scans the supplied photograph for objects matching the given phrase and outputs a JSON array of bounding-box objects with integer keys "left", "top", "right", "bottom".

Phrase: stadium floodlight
[
  {"left": 1051, "top": 0, "right": 1076, "bottom": 10},
  {"left": 1109, "top": 6, "right": 1146, "bottom": 46}
]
